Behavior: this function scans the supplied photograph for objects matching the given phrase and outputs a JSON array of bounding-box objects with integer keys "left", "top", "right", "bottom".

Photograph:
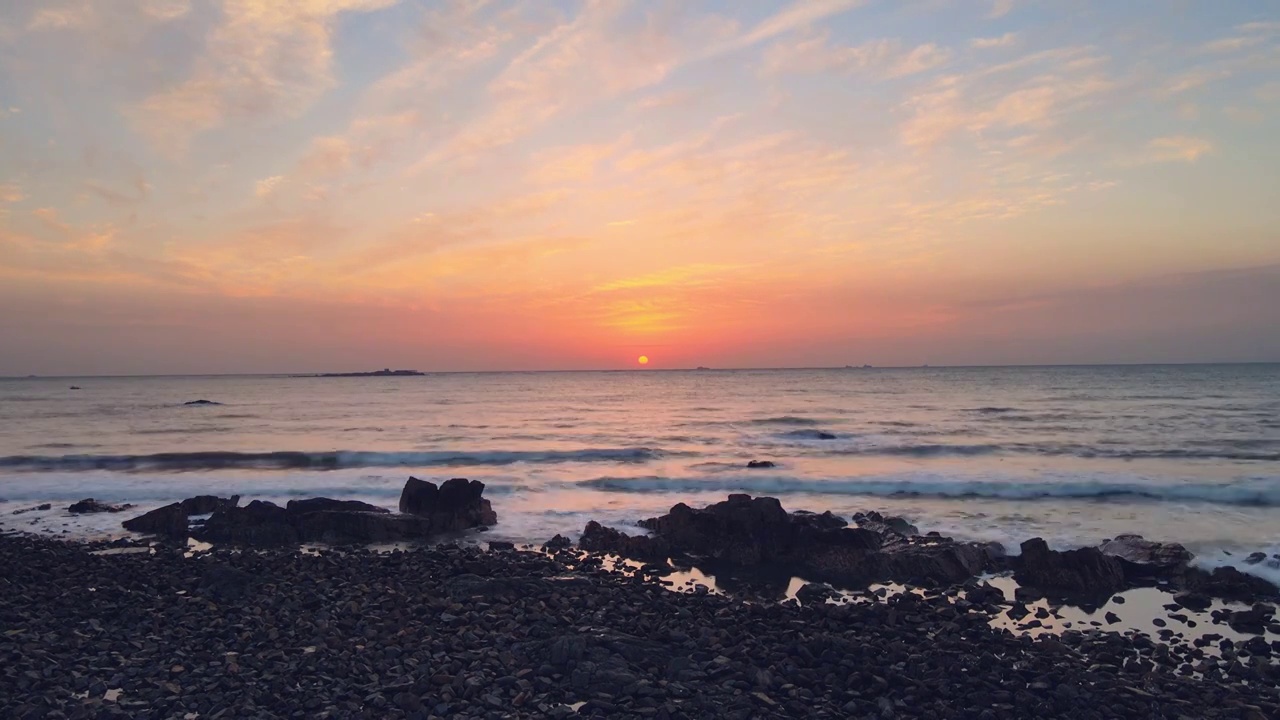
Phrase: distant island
[{"left": 302, "top": 368, "right": 426, "bottom": 378}]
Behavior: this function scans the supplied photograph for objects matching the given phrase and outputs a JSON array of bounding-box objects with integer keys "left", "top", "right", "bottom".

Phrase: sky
[{"left": 1, "top": 0, "right": 1278, "bottom": 375}]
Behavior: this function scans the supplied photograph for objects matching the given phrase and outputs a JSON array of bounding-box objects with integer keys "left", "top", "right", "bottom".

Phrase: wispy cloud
[
  {"left": 1145, "top": 135, "right": 1213, "bottom": 163},
  {"left": 971, "top": 33, "right": 1017, "bottom": 49}
]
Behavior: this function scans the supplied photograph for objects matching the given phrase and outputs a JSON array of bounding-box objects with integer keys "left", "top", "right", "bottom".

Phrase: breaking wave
[
  {"left": 575, "top": 475, "right": 1280, "bottom": 507},
  {"left": 0, "top": 447, "right": 673, "bottom": 472}
]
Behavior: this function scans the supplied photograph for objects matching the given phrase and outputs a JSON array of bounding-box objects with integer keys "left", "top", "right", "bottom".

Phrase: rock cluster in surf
[
  {"left": 116, "top": 478, "right": 496, "bottom": 546},
  {"left": 580, "top": 494, "right": 1280, "bottom": 605}
]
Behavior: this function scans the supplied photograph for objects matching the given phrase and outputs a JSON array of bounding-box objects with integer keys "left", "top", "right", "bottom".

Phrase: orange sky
[{"left": 1, "top": 1, "right": 1279, "bottom": 374}]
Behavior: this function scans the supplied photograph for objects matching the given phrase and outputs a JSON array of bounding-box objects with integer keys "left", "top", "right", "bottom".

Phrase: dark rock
[
  {"left": 183, "top": 399, "right": 222, "bottom": 406},
  {"left": 488, "top": 540, "right": 515, "bottom": 551},
  {"left": 543, "top": 534, "right": 572, "bottom": 550},
  {"left": 122, "top": 503, "right": 189, "bottom": 538},
  {"left": 193, "top": 500, "right": 298, "bottom": 546},
  {"left": 285, "top": 498, "right": 386, "bottom": 514},
  {"left": 1245, "top": 552, "right": 1267, "bottom": 565},
  {"left": 10, "top": 504, "right": 51, "bottom": 516},
  {"left": 1172, "top": 591, "right": 1212, "bottom": 611},
  {"left": 1015, "top": 538, "right": 1125, "bottom": 600},
  {"left": 746, "top": 460, "right": 776, "bottom": 469},
  {"left": 180, "top": 494, "right": 240, "bottom": 515},
  {"left": 1183, "top": 565, "right": 1279, "bottom": 602},
  {"left": 1098, "top": 534, "right": 1192, "bottom": 570},
  {"left": 598, "top": 495, "right": 999, "bottom": 588},
  {"left": 853, "top": 511, "right": 919, "bottom": 537},
  {"left": 580, "top": 521, "right": 669, "bottom": 560},
  {"left": 399, "top": 477, "right": 497, "bottom": 529},
  {"left": 1105, "top": 611, "right": 1121, "bottom": 624},
  {"left": 67, "top": 499, "right": 132, "bottom": 514}
]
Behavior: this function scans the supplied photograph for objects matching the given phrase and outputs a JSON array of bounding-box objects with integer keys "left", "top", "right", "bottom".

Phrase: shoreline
[{"left": 3, "top": 533, "right": 1278, "bottom": 719}]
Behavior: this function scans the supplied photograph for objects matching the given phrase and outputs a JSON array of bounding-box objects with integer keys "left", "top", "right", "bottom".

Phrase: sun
[{"left": 637, "top": 355, "right": 649, "bottom": 365}]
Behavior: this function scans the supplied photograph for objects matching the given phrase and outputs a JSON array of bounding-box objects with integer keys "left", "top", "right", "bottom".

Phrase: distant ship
[
  {"left": 695, "top": 366, "right": 711, "bottom": 371},
  {"left": 309, "top": 368, "right": 426, "bottom": 377}
]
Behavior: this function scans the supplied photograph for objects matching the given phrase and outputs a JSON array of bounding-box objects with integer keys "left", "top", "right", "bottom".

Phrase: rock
[
  {"left": 122, "top": 503, "right": 189, "bottom": 538},
  {"left": 852, "top": 511, "right": 919, "bottom": 537},
  {"left": 1183, "top": 566, "right": 1280, "bottom": 602},
  {"left": 191, "top": 480, "right": 495, "bottom": 547},
  {"left": 67, "top": 499, "right": 132, "bottom": 514},
  {"left": 795, "top": 582, "right": 836, "bottom": 605},
  {"left": 594, "top": 495, "right": 999, "bottom": 588},
  {"left": 746, "top": 460, "right": 776, "bottom": 469},
  {"left": 193, "top": 500, "right": 298, "bottom": 546},
  {"left": 183, "top": 399, "right": 222, "bottom": 406},
  {"left": 1016, "top": 538, "right": 1125, "bottom": 600},
  {"left": 1105, "top": 611, "right": 1121, "bottom": 624},
  {"left": 580, "top": 521, "right": 670, "bottom": 561},
  {"left": 488, "top": 540, "right": 515, "bottom": 551},
  {"left": 1099, "top": 535, "right": 1193, "bottom": 582},
  {"left": 9, "top": 504, "right": 51, "bottom": 516},
  {"left": 1173, "top": 591, "right": 1212, "bottom": 611},
  {"left": 1244, "top": 552, "right": 1267, "bottom": 565},
  {"left": 285, "top": 498, "right": 386, "bottom": 514},
  {"left": 180, "top": 495, "right": 240, "bottom": 515},
  {"left": 543, "top": 534, "right": 572, "bottom": 550},
  {"left": 399, "top": 477, "right": 497, "bottom": 529}
]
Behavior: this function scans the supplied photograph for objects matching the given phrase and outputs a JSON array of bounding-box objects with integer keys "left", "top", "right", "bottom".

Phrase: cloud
[
  {"left": 83, "top": 175, "right": 150, "bottom": 205},
  {"left": 988, "top": 0, "right": 1016, "bottom": 19},
  {"left": 1199, "top": 35, "right": 1267, "bottom": 54},
  {"left": 763, "top": 32, "right": 951, "bottom": 78},
  {"left": 255, "top": 175, "right": 284, "bottom": 199},
  {"left": 130, "top": 0, "right": 397, "bottom": 155},
  {"left": 971, "top": 33, "right": 1017, "bottom": 49},
  {"left": 1145, "top": 135, "right": 1213, "bottom": 163},
  {"left": 527, "top": 134, "right": 632, "bottom": 184},
  {"left": 726, "top": 0, "right": 864, "bottom": 52},
  {"left": 33, "top": 207, "right": 71, "bottom": 233},
  {"left": 899, "top": 47, "right": 1113, "bottom": 147},
  {"left": 0, "top": 183, "right": 26, "bottom": 203}
]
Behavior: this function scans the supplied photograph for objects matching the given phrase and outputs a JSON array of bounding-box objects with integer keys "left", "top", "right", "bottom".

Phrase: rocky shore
[{"left": 2, "top": 531, "right": 1278, "bottom": 720}]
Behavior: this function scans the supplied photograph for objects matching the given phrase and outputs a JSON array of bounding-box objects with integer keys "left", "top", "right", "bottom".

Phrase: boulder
[
  {"left": 285, "top": 498, "right": 386, "bottom": 514},
  {"left": 543, "top": 534, "right": 573, "bottom": 551},
  {"left": 67, "top": 499, "right": 132, "bottom": 514},
  {"left": 180, "top": 495, "right": 240, "bottom": 515},
  {"left": 1183, "top": 565, "right": 1280, "bottom": 602},
  {"left": 590, "top": 494, "right": 999, "bottom": 589},
  {"left": 580, "top": 521, "right": 669, "bottom": 561},
  {"left": 853, "top": 510, "right": 919, "bottom": 537},
  {"left": 746, "top": 460, "right": 776, "bottom": 469},
  {"left": 194, "top": 500, "right": 299, "bottom": 546},
  {"left": 1099, "top": 534, "right": 1192, "bottom": 575},
  {"left": 1016, "top": 538, "right": 1126, "bottom": 600},
  {"left": 192, "top": 479, "right": 494, "bottom": 547},
  {"left": 399, "top": 477, "right": 497, "bottom": 529},
  {"left": 122, "top": 503, "right": 189, "bottom": 538}
]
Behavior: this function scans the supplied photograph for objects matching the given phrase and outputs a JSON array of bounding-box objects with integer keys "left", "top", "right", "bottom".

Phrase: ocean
[{"left": 2, "top": 365, "right": 1278, "bottom": 579}]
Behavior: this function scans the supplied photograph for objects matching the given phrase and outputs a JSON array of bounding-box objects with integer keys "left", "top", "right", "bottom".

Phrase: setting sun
[{"left": 637, "top": 355, "right": 649, "bottom": 365}]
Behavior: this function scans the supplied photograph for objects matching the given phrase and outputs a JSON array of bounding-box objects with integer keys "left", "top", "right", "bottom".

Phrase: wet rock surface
[
  {"left": 67, "top": 498, "right": 134, "bottom": 514},
  {"left": 586, "top": 496, "right": 1279, "bottom": 606},
  {"left": 586, "top": 495, "right": 1004, "bottom": 589},
  {"left": 179, "top": 479, "right": 496, "bottom": 547},
  {"left": 2, "top": 534, "right": 1277, "bottom": 720}
]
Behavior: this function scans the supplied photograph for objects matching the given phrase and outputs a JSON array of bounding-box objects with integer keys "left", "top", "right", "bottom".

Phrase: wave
[
  {"left": 806, "top": 442, "right": 1280, "bottom": 461},
  {"left": 750, "top": 416, "right": 822, "bottom": 426},
  {"left": 575, "top": 475, "right": 1280, "bottom": 507},
  {"left": 0, "top": 447, "right": 673, "bottom": 472},
  {"left": 775, "top": 429, "right": 844, "bottom": 440}
]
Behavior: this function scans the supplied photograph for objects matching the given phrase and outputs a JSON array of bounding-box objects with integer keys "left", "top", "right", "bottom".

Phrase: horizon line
[{"left": 3, "top": 360, "right": 1278, "bottom": 380}]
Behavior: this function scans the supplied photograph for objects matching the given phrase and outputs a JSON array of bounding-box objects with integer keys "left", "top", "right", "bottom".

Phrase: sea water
[{"left": 1, "top": 365, "right": 1277, "bottom": 580}]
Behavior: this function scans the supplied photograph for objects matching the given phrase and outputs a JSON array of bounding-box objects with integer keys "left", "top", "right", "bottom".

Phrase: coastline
[{"left": 3, "top": 531, "right": 1278, "bottom": 719}]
